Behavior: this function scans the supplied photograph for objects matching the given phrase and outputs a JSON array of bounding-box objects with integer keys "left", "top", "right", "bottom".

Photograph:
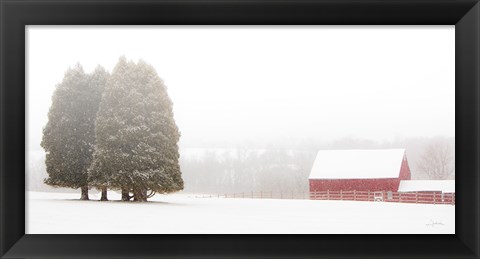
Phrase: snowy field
[{"left": 26, "top": 191, "right": 454, "bottom": 234}]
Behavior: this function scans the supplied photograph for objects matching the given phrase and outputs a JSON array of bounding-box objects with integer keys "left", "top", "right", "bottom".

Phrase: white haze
[{"left": 27, "top": 26, "right": 455, "bottom": 151}]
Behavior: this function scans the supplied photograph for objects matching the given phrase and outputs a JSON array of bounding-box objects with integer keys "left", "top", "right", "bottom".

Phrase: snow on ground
[{"left": 26, "top": 191, "right": 454, "bottom": 234}]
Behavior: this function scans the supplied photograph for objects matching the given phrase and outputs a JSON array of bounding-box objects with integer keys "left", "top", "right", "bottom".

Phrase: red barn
[{"left": 309, "top": 149, "right": 411, "bottom": 192}]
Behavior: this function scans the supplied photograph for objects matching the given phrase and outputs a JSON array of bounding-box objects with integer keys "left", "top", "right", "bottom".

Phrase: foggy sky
[{"left": 27, "top": 26, "right": 455, "bottom": 151}]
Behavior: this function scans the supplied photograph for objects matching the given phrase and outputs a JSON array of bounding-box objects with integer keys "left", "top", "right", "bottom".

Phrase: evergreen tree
[
  {"left": 87, "top": 66, "right": 110, "bottom": 200},
  {"left": 89, "top": 57, "right": 183, "bottom": 201},
  {"left": 41, "top": 64, "right": 108, "bottom": 200}
]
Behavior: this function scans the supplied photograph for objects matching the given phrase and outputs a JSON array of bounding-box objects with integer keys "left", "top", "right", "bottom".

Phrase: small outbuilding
[
  {"left": 309, "top": 149, "right": 411, "bottom": 192},
  {"left": 398, "top": 180, "right": 455, "bottom": 193},
  {"left": 397, "top": 180, "right": 455, "bottom": 204}
]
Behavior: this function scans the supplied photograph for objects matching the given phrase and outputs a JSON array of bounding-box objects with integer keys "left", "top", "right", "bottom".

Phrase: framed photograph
[{"left": 1, "top": 0, "right": 479, "bottom": 258}]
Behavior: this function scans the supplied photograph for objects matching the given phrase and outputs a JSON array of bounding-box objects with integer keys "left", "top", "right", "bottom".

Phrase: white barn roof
[
  {"left": 398, "top": 180, "right": 455, "bottom": 193},
  {"left": 308, "top": 149, "right": 406, "bottom": 180}
]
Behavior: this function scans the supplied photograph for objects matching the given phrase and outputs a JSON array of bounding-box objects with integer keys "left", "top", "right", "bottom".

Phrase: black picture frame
[{"left": 1, "top": 0, "right": 479, "bottom": 258}]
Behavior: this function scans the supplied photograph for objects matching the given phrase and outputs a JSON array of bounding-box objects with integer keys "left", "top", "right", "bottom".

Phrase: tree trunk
[
  {"left": 121, "top": 188, "right": 130, "bottom": 201},
  {"left": 100, "top": 187, "right": 108, "bottom": 201},
  {"left": 80, "top": 186, "right": 89, "bottom": 200},
  {"left": 133, "top": 188, "right": 148, "bottom": 202}
]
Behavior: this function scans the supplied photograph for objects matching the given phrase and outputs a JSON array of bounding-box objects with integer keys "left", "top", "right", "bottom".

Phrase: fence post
[
  {"left": 340, "top": 190, "right": 343, "bottom": 200},
  {"left": 353, "top": 190, "right": 356, "bottom": 201},
  {"left": 327, "top": 190, "right": 330, "bottom": 200},
  {"left": 399, "top": 192, "right": 402, "bottom": 203},
  {"left": 433, "top": 192, "right": 436, "bottom": 205},
  {"left": 368, "top": 190, "right": 370, "bottom": 201},
  {"left": 415, "top": 192, "right": 418, "bottom": 203}
]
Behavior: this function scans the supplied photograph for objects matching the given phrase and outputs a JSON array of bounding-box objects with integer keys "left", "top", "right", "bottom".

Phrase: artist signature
[{"left": 426, "top": 219, "right": 445, "bottom": 227}]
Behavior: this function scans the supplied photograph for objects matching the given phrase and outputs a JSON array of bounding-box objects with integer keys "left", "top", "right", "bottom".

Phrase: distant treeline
[{"left": 180, "top": 149, "right": 315, "bottom": 194}]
